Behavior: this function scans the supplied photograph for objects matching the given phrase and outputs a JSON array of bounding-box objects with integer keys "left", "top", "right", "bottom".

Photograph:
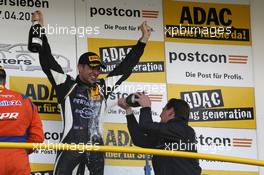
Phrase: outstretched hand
[
  {"left": 139, "top": 21, "right": 152, "bottom": 43},
  {"left": 31, "top": 10, "right": 44, "bottom": 26}
]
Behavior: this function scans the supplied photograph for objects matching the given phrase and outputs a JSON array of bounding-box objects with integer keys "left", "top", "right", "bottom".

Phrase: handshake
[{"left": 118, "top": 92, "right": 151, "bottom": 110}]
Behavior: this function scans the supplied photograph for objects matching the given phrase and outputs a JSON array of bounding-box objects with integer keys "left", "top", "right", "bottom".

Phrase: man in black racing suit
[{"left": 31, "top": 11, "right": 152, "bottom": 175}]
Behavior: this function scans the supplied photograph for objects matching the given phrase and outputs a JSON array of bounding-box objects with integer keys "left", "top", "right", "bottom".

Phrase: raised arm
[
  {"left": 31, "top": 11, "right": 64, "bottom": 81},
  {"left": 31, "top": 11, "right": 75, "bottom": 102},
  {"left": 107, "top": 21, "right": 151, "bottom": 80},
  {"left": 101, "top": 22, "right": 152, "bottom": 100}
]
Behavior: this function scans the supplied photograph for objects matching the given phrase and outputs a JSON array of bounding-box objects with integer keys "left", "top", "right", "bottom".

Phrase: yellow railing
[{"left": 0, "top": 142, "right": 263, "bottom": 167}]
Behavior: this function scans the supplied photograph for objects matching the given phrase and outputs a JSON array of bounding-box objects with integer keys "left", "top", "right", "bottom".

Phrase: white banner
[
  {"left": 76, "top": 0, "right": 164, "bottom": 41},
  {"left": 165, "top": 42, "right": 253, "bottom": 87},
  {"left": 194, "top": 127, "right": 258, "bottom": 171}
]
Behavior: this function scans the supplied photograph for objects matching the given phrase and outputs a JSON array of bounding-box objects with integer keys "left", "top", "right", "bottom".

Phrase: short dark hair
[{"left": 166, "top": 98, "right": 190, "bottom": 123}]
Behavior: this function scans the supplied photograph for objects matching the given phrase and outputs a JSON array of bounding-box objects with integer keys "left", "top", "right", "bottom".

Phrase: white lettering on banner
[
  {"left": 189, "top": 108, "right": 253, "bottom": 122},
  {"left": 181, "top": 89, "right": 223, "bottom": 109},
  {"left": 0, "top": 112, "right": 19, "bottom": 120}
]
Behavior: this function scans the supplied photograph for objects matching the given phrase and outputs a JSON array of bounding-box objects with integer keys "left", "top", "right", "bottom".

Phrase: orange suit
[{"left": 0, "top": 86, "right": 44, "bottom": 175}]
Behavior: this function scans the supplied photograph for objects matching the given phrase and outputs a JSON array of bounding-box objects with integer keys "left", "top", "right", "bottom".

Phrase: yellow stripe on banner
[
  {"left": 105, "top": 159, "right": 146, "bottom": 167},
  {"left": 30, "top": 163, "right": 54, "bottom": 171},
  {"left": 0, "top": 142, "right": 264, "bottom": 167},
  {"left": 202, "top": 170, "right": 259, "bottom": 175}
]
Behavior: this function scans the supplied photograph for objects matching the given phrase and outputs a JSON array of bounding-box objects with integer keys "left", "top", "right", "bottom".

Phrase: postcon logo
[
  {"left": 197, "top": 135, "right": 252, "bottom": 149},
  {"left": 89, "top": 6, "right": 159, "bottom": 19},
  {"left": 169, "top": 51, "right": 248, "bottom": 65},
  {"left": 99, "top": 45, "right": 164, "bottom": 74},
  {"left": 180, "top": 89, "right": 254, "bottom": 122}
]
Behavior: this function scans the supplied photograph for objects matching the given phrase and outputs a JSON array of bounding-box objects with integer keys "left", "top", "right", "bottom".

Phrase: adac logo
[
  {"left": 99, "top": 45, "right": 164, "bottom": 74},
  {"left": 164, "top": 2, "right": 250, "bottom": 42},
  {"left": 169, "top": 51, "right": 248, "bottom": 65},
  {"left": 181, "top": 89, "right": 254, "bottom": 122},
  {"left": 90, "top": 6, "right": 159, "bottom": 19},
  {"left": 0, "top": 43, "right": 72, "bottom": 72}
]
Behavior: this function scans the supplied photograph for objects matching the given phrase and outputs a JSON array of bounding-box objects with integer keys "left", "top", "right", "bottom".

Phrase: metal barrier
[{"left": 0, "top": 142, "right": 263, "bottom": 167}]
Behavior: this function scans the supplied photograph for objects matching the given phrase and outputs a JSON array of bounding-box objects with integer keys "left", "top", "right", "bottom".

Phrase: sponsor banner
[
  {"left": 0, "top": 0, "right": 76, "bottom": 78},
  {"left": 163, "top": 0, "right": 251, "bottom": 45},
  {"left": 9, "top": 76, "right": 61, "bottom": 120},
  {"left": 165, "top": 42, "right": 253, "bottom": 87},
  {"left": 88, "top": 38, "right": 166, "bottom": 83},
  {"left": 103, "top": 123, "right": 152, "bottom": 166},
  {"left": 168, "top": 84, "right": 256, "bottom": 128},
  {"left": 76, "top": 0, "right": 163, "bottom": 41},
  {"left": 103, "top": 81, "right": 167, "bottom": 123},
  {"left": 195, "top": 127, "right": 257, "bottom": 172}
]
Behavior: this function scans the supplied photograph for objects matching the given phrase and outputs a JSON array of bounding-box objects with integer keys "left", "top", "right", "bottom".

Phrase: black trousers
[
  {"left": 54, "top": 150, "right": 104, "bottom": 175},
  {"left": 54, "top": 129, "right": 104, "bottom": 175}
]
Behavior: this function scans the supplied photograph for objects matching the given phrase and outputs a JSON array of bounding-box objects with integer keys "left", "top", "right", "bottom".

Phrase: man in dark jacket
[{"left": 118, "top": 92, "right": 201, "bottom": 175}]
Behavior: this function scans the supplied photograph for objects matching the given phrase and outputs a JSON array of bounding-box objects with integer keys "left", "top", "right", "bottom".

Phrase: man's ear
[
  {"left": 77, "top": 64, "right": 83, "bottom": 72},
  {"left": 167, "top": 108, "right": 175, "bottom": 118}
]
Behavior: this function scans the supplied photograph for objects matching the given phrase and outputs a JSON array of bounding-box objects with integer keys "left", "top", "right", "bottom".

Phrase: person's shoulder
[
  {"left": 186, "top": 124, "right": 196, "bottom": 134},
  {"left": 6, "top": 88, "right": 30, "bottom": 100}
]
